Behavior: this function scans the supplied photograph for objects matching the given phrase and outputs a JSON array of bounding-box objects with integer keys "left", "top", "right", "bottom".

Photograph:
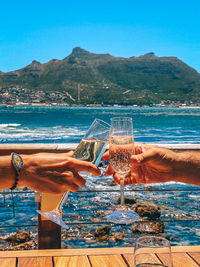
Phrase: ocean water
[
  {"left": 0, "top": 106, "right": 200, "bottom": 249},
  {"left": 0, "top": 105, "right": 200, "bottom": 144}
]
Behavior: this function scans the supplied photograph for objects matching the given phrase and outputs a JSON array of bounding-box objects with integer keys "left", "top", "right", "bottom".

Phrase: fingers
[
  {"left": 51, "top": 169, "right": 86, "bottom": 188},
  {"left": 131, "top": 148, "right": 156, "bottom": 164},
  {"left": 134, "top": 143, "right": 143, "bottom": 154},
  {"left": 66, "top": 171, "right": 86, "bottom": 187},
  {"left": 123, "top": 174, "right": 137, "bottom": 186},
  {"left": 105, "top": 164, "right": 114, "bottom": 175},
  {"left": 113, "top": 173, "right": 137, "bottom": 186},
  {"left": 102, "top": 151, "right": 109, "bottom": 161},
  {"left": 113, "top": 173, "right": 120, "bottom": 184},
  {"left": 24, "top": 176, "right": 74, "bottom": 194},
  {"left": 77, "top": 163, "right": 101, "bottom": 176},
  {"left": 40, "top": 173, "right": 84, "bottom": 194},
  {"left": 46, "top": 157, "right": 101, "bottom": 176},
  {"left": 68, "top": 158, "right": 101, "bottom": 176}
]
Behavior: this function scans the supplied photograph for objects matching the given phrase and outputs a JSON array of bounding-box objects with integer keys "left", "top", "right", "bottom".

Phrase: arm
[
  {"left": 0, "top": 155, "right": 15, "bottom": 190},
  {"left": 169, "top": 150, "right": 200, "bottom": 185},
  {"left": 103, "top": 144, "right": 200, "bottom": 186},
  {"left": 0, "top": 152, "right": 101, "bottom": 194}
]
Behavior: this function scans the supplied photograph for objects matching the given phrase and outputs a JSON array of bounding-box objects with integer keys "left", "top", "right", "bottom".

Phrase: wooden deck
[{"left": 0, "top": 246, "right": 200, "bottom": 266}]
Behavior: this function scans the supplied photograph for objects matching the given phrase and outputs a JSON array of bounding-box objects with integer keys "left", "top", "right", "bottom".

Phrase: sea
[{"left": 0, "top": 105, "right": 200, "bottom": 249}]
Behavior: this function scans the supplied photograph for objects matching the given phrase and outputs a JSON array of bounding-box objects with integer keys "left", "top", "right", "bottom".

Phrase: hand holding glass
[{"left": 37, "top": 119, "right": 110, "bottom": 228}]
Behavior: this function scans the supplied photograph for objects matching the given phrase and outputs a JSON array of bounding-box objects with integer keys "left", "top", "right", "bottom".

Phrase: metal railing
[{"left": 0, "top": 143, "right": 200, "bottom": 249}]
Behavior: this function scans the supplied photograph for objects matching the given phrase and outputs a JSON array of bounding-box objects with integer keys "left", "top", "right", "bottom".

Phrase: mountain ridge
[{"left": 0, "top": 47, "right": 200, "bottom": 105}]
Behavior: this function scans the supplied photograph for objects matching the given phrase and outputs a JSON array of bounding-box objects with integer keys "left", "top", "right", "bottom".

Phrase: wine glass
[
  {"left": 106, "top": 117, "right": 139, "bottom": 224},
  {"left": 134, "top": 236, "right": 173, "bottom": 267},
  {"left": 37, "top": 119, "right": 110, "bottom": 228}
]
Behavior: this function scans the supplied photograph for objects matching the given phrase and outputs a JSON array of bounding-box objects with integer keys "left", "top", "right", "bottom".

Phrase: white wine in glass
[
  {"left": 37, "top": 119, "right": 110, "bottom": 228},
  {"left": 106, "top": 117, "right": 139, "bottom": 224},
  {"left": 74, "top": 138, "right": 107, "bottom": 166}
]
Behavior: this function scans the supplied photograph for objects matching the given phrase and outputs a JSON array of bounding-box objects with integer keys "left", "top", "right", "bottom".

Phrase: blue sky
[{"left": 0, "top": 0, "right": 200, "bottom": 72}]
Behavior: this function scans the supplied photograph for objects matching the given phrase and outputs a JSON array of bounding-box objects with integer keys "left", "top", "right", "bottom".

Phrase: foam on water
[
  {"left": 0, "top": 123, "right": 21, "bottom": 128},
  {"left": 0, "top": 124, "right": 86, "bottom": 142}
]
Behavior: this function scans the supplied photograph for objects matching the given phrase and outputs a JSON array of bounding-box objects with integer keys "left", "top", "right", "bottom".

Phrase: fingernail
[
  {"left": 136, "top": 158, "right": 141, "bottom": 163},
  {"left": 133, "top": 156, "right": 141, "bottom": 163},
  {"left": 120, "top": 180, "right": 124, "bottom": 186}
]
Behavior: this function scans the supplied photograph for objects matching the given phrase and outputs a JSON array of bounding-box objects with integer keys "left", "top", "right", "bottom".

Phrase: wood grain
[
  {"left": 170, "top": 252, "right": 198, "bottom": 267},
  {"left": 188, "top": 252, "right": 200, "bottom": 264},
  {"left": 121, "top": 254, "right": 133, "bottom": 267},
  {"left": 54, "top": 256, "right": 90, "bottom": 267},
  {"left": 0, "top": 258, "right": 16, "bottom": 267},
  {"left": 0, "top": 247, "right": 133, "bottom": 258},
  {"left": 17, "top": 256, "right": 53, "bottom": 267},
  {"left": 89, "top": 255, "right": 127, "bottom": 267},
  {"left": 1, "top": 246, "right": 200, "bottom": 258}
]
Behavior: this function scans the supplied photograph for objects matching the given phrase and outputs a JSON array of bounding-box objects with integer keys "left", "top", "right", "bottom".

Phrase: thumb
[{"left": 131, "top": 149, "right": 155, "bottom": 164}]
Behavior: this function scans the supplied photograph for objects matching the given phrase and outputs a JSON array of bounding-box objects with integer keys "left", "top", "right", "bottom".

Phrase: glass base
[
  {"left": 105, "top": 209, "right": 139, "bottom": 224},
  {"left": 37, "top": 210, "right": 69, "bottom": 229}
]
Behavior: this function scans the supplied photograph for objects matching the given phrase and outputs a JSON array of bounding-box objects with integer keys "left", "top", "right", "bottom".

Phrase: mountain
[{"left": 1, "top": 47, "right": 200, "bottom": 105}]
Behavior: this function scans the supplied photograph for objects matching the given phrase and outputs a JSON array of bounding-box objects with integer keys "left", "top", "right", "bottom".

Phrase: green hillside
[{"left": 0, "top": 47, "right": 200, "bottom": 105}]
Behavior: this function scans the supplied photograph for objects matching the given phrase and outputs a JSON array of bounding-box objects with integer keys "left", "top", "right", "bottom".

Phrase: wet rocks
[
  {"left": 117, "top": 197, "right": 137, "bottom": 205},
  {"left": 108, "top": 181, "right": 118, "bottom": 186},
  {"left": 6, "top": 230, "right": 31, "bottom": 244},
  {"left": 93, "top": 226, "right": 124, "bottom": 243},
  {"left": 0, "top": 244, "right": 5, "bottom": 250},
  {"left": 144, "top": 185, "right": 154, "bottom": 190},
  {"left": 90, "top": 217, "right": 101, "bottom": 223},
  {"left": 10, "top": 240, "right": 37, "bottom": 251},
  {"left": 132, "top": 221, "right": 164, "bottom": 234},
  {"left": 93, "top": 225, "right": 111, "bottom": 239},
  {"left": 62, "top": 227, "right": 80, "bottom": 239},
  {"left": 108, "top": 233, "right": 124, "bottom": 242},
  {"left": 61, "top": 243, "right": 73, "bottom": 249},
  {"left": 96, "top": 210, "right": 106, "bottom": 217},
  {"left": 132, "top": 201, "right": 165, "bottom": 235},
  {"left": 135, "top": 201, "right": 161, "bottom": 220}
]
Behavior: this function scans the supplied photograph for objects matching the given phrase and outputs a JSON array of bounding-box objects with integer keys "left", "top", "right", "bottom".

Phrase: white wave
[
  {"left": 0, "top": 125, "right": 86, "bottom": 141},
  {"left": 188, "top": 194, "right": 200, "bottom": 199},
  {"left": 0, "top": 123, "right": 21, "bottom": 128}
]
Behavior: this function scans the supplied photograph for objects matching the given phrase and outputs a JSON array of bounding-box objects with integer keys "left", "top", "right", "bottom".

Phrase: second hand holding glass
[
  {"left": 106, "top": 117, "right": 139, "bottom": 224},
  {"left": 37, "top": 119, "right": 110, "bottom": 228}
]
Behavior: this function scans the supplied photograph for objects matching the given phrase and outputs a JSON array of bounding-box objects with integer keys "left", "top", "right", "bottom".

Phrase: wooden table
[{"left": 0, "top": 246, "right": 200, "bottom": 266}]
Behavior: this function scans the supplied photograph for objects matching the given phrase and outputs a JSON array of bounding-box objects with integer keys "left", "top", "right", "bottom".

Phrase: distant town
[
  {"left": 0, "top": 87, "right": 199, "bottom": 107},
  {"left": 0, "top": 87, "right": 69, "bottom": 106}
]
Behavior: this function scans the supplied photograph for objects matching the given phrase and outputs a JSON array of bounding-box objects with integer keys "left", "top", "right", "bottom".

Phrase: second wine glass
[{"left": 106, "top": 117, "right": 139, "bottom": 224}]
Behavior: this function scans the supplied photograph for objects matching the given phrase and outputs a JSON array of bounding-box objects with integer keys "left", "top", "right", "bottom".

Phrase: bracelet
[{"left": 10, "top": 152, "right": 24, "bottom": 190}]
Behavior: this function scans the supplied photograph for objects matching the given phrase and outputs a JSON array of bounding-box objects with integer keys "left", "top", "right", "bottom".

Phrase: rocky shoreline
[
  {"left": 0, "top": 200, "right": 170, "bottom": 251},
  {"left": 1, "top": 179, "right": 200, "bottom": 250}
]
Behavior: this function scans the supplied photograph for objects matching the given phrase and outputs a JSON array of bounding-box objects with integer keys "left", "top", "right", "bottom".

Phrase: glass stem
[
  {"left": 120, "top": 186, "right": 125, "bottom": 206},
  {"left": 56, "top": 191, "right": 69, "bottom": 211}
]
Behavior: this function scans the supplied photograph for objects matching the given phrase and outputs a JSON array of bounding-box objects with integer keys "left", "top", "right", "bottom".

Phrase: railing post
[{"left": 36, "top": 193, "right": 63, "bottom": 249}]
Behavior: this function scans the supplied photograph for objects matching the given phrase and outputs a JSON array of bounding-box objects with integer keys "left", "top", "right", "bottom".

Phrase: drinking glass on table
[
  {"left": 106, "top": 117, "right": 139, "bottom": 224},
  {"left": 134, "top": 236, "right": 173, "bottom": 267},
  {"left": 37, "top": 119, "right": 110, "bottom": 228}
]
